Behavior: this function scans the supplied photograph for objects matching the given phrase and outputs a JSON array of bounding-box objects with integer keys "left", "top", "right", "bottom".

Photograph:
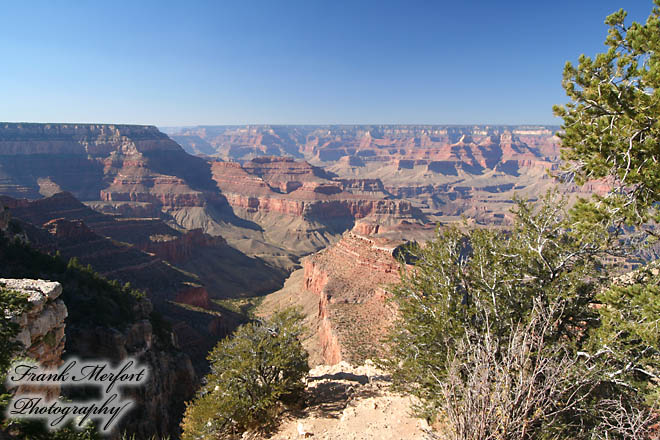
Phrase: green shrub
[
  {"left": 383, "top": 194, "right": 656, "bottom": 439},
  {"left": 181, "top": 308, "right": 309, "bottom": 439}
]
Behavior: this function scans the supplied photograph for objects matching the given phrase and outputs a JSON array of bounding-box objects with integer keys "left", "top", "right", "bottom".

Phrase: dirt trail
[{"left": 265, "top": 361, "right": 433, "bottom": 440}]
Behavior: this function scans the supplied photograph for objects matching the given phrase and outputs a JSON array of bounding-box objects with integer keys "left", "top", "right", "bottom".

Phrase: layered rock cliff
[
  {"left": 1, "top": 192, "right": 284, "bottom": 301},
  {"left": 0, "top": 193, "right": 240, "bottom": 370},
  {"left": 0, "top": 123, "right": 233, "bottom": 223},
  {"left": 210, "top": 157, "right": 426, "bottom": 254},
  {"left": 167, "top": 125, "right": 574, "bottom": 225},
  {"left": 257, "top": 219, "right": 439, "bottom": 366}
]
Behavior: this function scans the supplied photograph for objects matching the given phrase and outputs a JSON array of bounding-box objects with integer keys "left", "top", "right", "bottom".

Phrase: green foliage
[
  {"left": 0, "top": 232, "right": 146, "bottom": 328},
  {"left": 385, "top": 194, "right": 603, "bottom": 413},
  {"left": 552, "top": 0, "right": 660, "bottom": 430},
  {"left": 384, "top": 194, "right": 657, "bottom": 438},
  {"left": 554, "top": 1, "right": 660, "bottom": 228},
  {"left": 0, "top": 287, "right": 29, "bottom": 411},
  {"left": 181, "top": 308, "right": 309, "bottom": 439},
  {"left": 588, "top": 264, "right": 660, "bottom": 405}
]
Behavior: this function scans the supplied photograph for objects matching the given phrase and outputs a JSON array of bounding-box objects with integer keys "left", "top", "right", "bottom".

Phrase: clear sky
[{"left": 0, "top": 1, "right": 653, "bottom": 126}]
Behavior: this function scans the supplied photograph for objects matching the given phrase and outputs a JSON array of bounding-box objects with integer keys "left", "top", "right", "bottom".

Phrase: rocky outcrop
[
  {"left": 302, "top": 230, "right": 404, "bottom": 364},
  {"left": 4, "top": 278, "right": 67, "bottom": 400},
  {"left": 139, "top": 228, "right": 228, "bottom": 263}
]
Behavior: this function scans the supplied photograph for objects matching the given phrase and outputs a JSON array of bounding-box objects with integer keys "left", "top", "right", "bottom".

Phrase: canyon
[
  {"left": 0, "top": 122, "right": 607, "bottom": 436},
  {"left": 165, "top": 124, "right": 603, "bottom": 227},
  {"left": 0, "top": 211, "right": 197, "bottom": 438},
  {"left": 0, "top": 123, "right": 597, "bottom": 371}
]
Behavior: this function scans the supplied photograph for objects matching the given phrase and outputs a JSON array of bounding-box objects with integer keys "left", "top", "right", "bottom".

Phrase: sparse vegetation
[
  {"left": 212, "top": 295, "right": 265, "bottom": 319},
  {"left": 0, "top": 232, "right": 148, "bottom": 328}
]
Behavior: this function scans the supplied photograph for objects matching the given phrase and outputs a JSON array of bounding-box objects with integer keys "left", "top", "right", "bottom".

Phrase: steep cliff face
[
  {"left": 301, "top": 230, "right": 404, "bottom": 364},
  {"left": 138, "top": 228, "right": 227, "bottom": 263},
  {"left": 65, "top": 296, "right": 197, "bottom": 438},
  {"left": 257, "top": 222, "right": 437, "bottom": 367},
  {"left": 0, "top": 123, "right": 175, "bottom": 199},
  {"left": 3, "top": 278, "right": 197, "bottom": 438},
  {"left": 0, "top": 215, "right": 198, "bottom": 438}
]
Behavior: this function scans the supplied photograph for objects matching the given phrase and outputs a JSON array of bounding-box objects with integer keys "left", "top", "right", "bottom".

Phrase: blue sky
[{"left": 0, "top": 1, "right": 653, "bottom": 126}]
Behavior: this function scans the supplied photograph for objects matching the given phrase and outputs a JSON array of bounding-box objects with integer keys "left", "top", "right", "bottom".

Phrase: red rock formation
[
  {"left": 168, "top": 125, "right": 581, "bottom": 225},
  {"left": 139, "top": 229, "right": 227, "bottom": 263},
  {"left": 0, "top": 123, "right": 229, "bottom": 221},
  {"left": 175, "top": 285, "right": 211, "bottom": 308},
  {"left": 43, "top": 218, "right": 97, "bottom": 241},
  {"left": 212, "top": 158, "right": 424, "bottom": 225},
  {"left": 302, "top": 229, "right": 405, "bottom": 364},
  {"left": 351, "top": 221, "right": 381, "bottom": 236}
]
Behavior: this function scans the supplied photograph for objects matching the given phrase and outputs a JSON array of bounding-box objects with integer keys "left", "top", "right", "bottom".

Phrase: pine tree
[
  {"left": 554, "top": 1, "right": 660, "bottom": 230},
  {"left": 554, "top": 0, "right": 660, "bottom": 424}
]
